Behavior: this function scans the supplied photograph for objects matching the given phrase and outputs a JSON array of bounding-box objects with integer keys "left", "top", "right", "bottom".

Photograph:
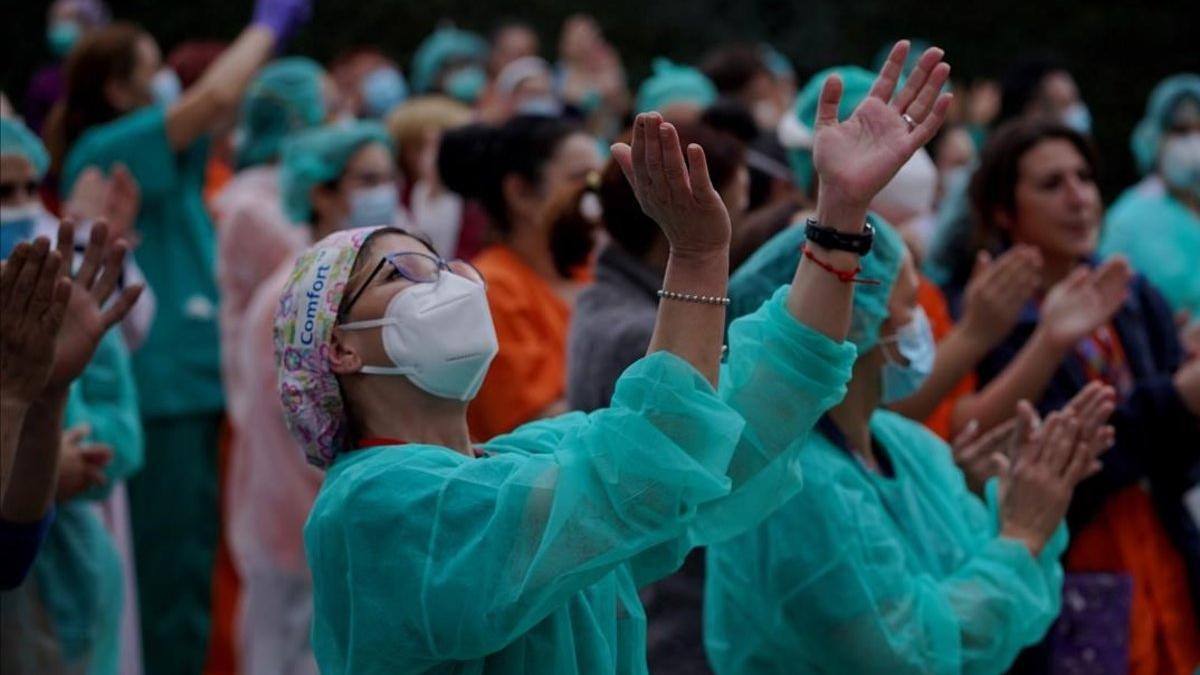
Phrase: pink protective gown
[{"left": 215, "top": 167, "right": 319, "bottom": 675}]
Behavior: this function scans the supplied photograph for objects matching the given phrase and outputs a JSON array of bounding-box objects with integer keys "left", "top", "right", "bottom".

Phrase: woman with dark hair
[
  {"left": 438, "top": 114, "right": 604, "bottom": 440},
  {"left": 953, "top": 118, "right": 1200, "bottom": 674},
  {"left": 41, "top": 1, "right": 312, "bottom": 671}
]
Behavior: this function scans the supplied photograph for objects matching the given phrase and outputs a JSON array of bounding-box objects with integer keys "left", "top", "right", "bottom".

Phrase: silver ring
[{"left": 901, "top": 113, "right": 917, "bottom": 132}]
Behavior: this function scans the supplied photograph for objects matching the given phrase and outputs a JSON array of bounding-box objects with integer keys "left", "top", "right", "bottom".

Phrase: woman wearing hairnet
[
  {"left": 704, "top": 216, "right": 1116, "bottom": 675},
  {"left": 224, "top": 120, "right": 396, "bottom": 675},
  {"left": 275, "top": 40, "right": 953, "bottom": 674},
  {"left": 636, "top": 58, "right": 718, "bottom": 122},
  {"left": 1100, "top": 74, "right": 1200, "bottom": 320}
]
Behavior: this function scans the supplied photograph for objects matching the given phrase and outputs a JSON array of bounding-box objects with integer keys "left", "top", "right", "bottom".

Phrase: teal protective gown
[
  {"left": 0, "top": 330, "right": 143, "bottom": 675},
  {"left": 304, "top": 289, "right": 855, "bottom": 674},
  {"left": 1100, "top": 188, "right": 1200, "bottom": 318},
  {"left": 704, "top": 409, "right": 1067, "bottom": 675}
]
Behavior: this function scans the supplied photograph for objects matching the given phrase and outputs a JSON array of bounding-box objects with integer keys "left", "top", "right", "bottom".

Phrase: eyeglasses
[
  {"left": 0, "top": 181, "right": 39, "bottom": 201},
  {"left": 341, "top": 251, "right": 484, "bottom": 317}
]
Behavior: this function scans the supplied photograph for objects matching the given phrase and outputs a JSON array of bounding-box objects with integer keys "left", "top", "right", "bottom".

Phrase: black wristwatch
[{"left": 804, "top": 218, "right": 875, "bottom": 255}]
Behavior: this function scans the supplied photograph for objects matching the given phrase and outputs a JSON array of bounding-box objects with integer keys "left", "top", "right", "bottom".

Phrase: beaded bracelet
[{"left": 657, "top": 289, "right": 731, "bottom": 306}]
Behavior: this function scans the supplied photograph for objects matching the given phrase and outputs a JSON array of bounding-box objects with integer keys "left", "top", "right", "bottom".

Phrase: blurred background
[{"left": 3, "top": 0, "right": 1197, "bottom": 197}]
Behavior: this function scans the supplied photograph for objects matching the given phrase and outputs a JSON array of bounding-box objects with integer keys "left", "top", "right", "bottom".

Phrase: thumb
[{"left": 611, "top": 144, "right": 634, "bottom": 186}]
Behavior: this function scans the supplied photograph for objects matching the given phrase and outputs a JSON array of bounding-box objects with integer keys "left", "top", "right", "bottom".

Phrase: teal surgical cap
[
  {"left": 1131, "top": 73, "right": 1200, "bottom": 176},
  {"left": 636, "top": 58, "right": 717, "bottom": 114},
  {"left": 0, "top": 117, "right": 50, "bottom": 180},
  {"left": 236, "top": 57, "right": 328, "bottom": 170},
  {"left": 410, "top": 27, "right": 488, "bottom": 94},
  {"left": 849, "top": 217, "right": 905, "bottom": 352},
  {"left": 761, "top": 45, "right": 795, "bottom": 79},
  {"left": 786, "top": 66, "right": 875, "bottom": 193},
  {"left": 280, "top": 121, "right": 391, "bottom": 225}
]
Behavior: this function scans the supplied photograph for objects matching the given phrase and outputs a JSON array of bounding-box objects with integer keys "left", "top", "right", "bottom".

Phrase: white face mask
[
  {"left": 347, "top": 184, "right": 399, "bottom": 229},
  {"left": 872, "top": 148, "right": 937, "bottom": 223},
  {"left": 152, "top": 68, "right": 182, "bottom": 106},
  {"left": 338, "top": 272, "right": 499, "bottom": 401},
  {"left": 878, "top": 306, "right": 935, "bottom": 404},
  {"left": 1160, "top": 132, "right": 1200, "bottom": 200}
]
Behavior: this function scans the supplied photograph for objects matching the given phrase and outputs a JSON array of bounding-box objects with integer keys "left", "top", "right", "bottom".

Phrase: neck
[
  {"left": 826, "top": 356, "right": 881, "bottom": 463},
  {"left": 505, "top": 218, "right": 560, "bottom": 281},
  {"left": 349, "top": 377, "right": 474, "bottom": 456}
]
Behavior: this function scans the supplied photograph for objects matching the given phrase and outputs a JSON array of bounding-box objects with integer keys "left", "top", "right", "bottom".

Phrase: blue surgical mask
[
  {"left": 362, "top": 67, "right": 408, "bottom": 119},
  {"left": 1061, "top": 102, "right": 1092, "bottom": 135},
  {"left": 348, "top": 184, "right": 399, "bottom": 229},
  {"left": 515, "top": 95, "right": 564, "bottom": 117},
  {"left": 0, "top": 205, "right": 41, "bottom": 259},
  {"left": 1160, "top": 132, "right": 1200, "bottom": 200},
  {"left": 444, "top": 66, "right": 486, "bottom": 104},
  {"left": 47, "top": 21, "right": 81, "bottom": 58},
  {"left": 879, "top": 306, "right": 935, "bottom": 404},
  {"left": 152, "top": 68, "right": 182, "bottom": 107}
]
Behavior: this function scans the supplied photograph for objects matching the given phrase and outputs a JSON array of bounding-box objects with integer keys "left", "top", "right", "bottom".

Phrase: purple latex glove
[{"left": 252, "top": 0, "right": 312, "bottom": 46}]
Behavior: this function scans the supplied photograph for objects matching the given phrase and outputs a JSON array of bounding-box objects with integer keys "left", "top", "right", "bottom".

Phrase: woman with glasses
[
  {"left": 224, "top": 120, "right": 400, "bottom": 675},
  {"left": 274, "top": 42, "right": 953, "bottom": 674}
]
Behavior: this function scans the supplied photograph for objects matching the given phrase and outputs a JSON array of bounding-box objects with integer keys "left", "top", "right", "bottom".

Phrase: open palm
[
  {"left": 47, "top": 221, "right": 144, "bottom": 389},
  {"left": 813, "top": 41, "right": 953, "bottom": 211},
  {"left": 1040, "top": 258, "right": 1131, "bottom": 349}
]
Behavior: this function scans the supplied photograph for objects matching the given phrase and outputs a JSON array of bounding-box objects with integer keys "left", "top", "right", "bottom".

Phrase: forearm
[
  {"left": 1, "top": 390, "right": 67, "bottom": 522},
  {"left": 0, "top": 399, "right": 30, "bottom": 499},
  {"left": 786, "top": 201, "right": 866, "bottom": 341},
  {"left": 648, "top": 249, "right": 730, "bottom": 386},
  {"left": 889, "top": 325, "right": 990, "bottom": 421},
  {"left": 166, "top": 26, "right": 274, "bottom": 150},
  {"left": 951, "top": 328, "right": 1068, "bottom": 434}
]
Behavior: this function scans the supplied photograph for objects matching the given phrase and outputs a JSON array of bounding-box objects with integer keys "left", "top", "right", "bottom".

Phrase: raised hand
[
  {"left": 611, "top": 113, "right": 731, "bottom": 258},
  {"left": 54, "top": 424, "right": 113, "bottom": 502},
  {"left": 65, "top": 164, "right": 142, "bottom": 247},
  {"left": 999, "top": 405, "right": 1082, "bottom": 555},
  {"left": 0, "top": 239, "right": 72, "bottom": 406},
  {"left": 46, "top": 220, "right": 144, "bottom": 391},
  {"left": 812, "top": 41, "right": 953, "bottom": 222},
  {"left": 960, "top": 245, "right": 1043, "bottom": 348},
  {"left": 1039, "top": 258, "right": 1132, "bottom": 350}
]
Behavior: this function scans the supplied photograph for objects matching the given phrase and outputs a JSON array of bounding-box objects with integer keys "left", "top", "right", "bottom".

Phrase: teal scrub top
[
  {"left": 1100, "top": 187, "right": 1200, "bottom": 319},
  {"left": 705, "top": 409, "right": 1068, "bottom": 675},
  {"left": 1, "top": 331, "right": 143, "bottom": 675},
  {"left": 304, "top": 290, "right": 855, "bottom": 674},
  {"left": 63, "top": 105, "right": 223, "bottom": 418}
]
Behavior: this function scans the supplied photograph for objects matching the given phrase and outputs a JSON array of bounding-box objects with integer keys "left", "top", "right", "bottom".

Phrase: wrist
[
  {"left": 813, "top": 188, "right": 869, "bottom": 233},
  {"left": 1031, "top": 325, "right": 1074, "bottom": 357},
  {"left": 956, "top": 317, "right": 1001, "bottom": 355},
  {"left": 1000, "top": 522, "right": 1045, "bottom": 557}
]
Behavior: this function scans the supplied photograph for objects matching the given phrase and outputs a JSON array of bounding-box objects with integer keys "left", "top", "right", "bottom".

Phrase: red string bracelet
[{"left": 802, "top": 245, "right": 880, "bottom": 285}]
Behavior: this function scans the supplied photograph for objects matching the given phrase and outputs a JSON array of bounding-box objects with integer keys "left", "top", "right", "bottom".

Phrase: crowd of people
[{"left": 1, "top": 0, "right": 1198, "bottom": 674}]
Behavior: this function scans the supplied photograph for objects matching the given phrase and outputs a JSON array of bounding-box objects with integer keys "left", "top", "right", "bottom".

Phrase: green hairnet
[
  {"left": 236, "top": 57, "right": 327, "bottom": 170},
  {"left": 787, "top": 66, "right": 875, "bottom": 193},
  {"left": 280, "top": 121, "right": 392, "bottom": 225},
  {"left": 410, "top": 27, "right": 488, "bottom": 94},
  {"left": 0, "top": 117, "right": 50, "bottom": 180},
  {"left": 636, "top": 58, "right": 717, "bottom": 114},
  {"left": 1131, "top": 73, "right": 1200, "bottom": 176},
  {"left": 728, "top": 215, "right": 904, "bottom": 354}
]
